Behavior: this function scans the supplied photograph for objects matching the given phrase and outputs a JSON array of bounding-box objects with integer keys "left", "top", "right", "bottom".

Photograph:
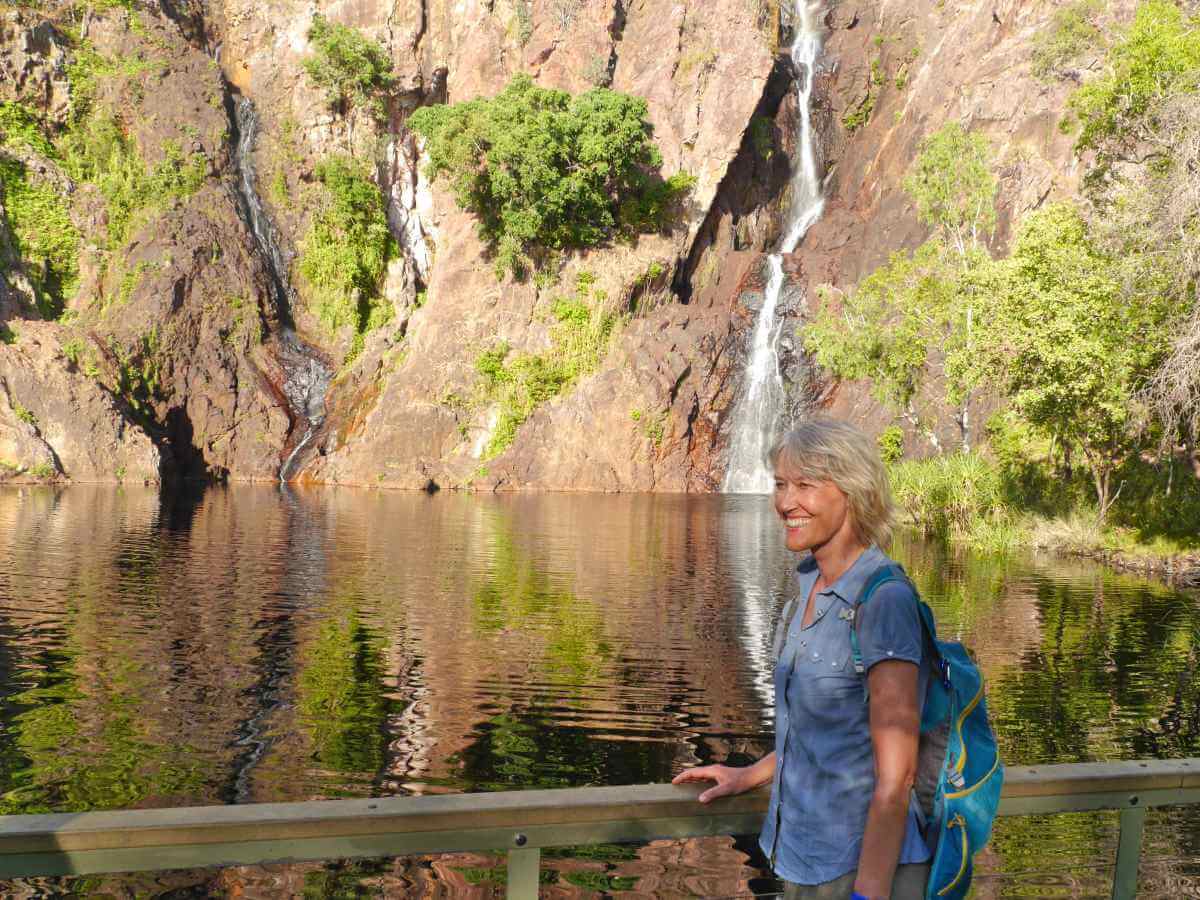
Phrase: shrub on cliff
[
  {"left": 0, "top": 103, "right": 79, "bottom": 317},
  {"left": 298, "top": 155, "right": 394, "bottom": 343},
  {"left": 1068, "top": 0, "right": 1200, "bottom": 162},
  {"left": 303, "top": 14, "right": 396, "bottom": 119},
  {"left": 473, "top": 273, "right": 622, "bottom": 459},
  {"left": 408, "top": 74, "right": 695, "bottom": 279}
]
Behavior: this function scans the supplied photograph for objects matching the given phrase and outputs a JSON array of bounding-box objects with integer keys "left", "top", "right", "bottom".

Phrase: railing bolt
[
  {"left": 513, "top": 832, "right": 528, "bottom": 846},
  {"left": 1128, "top": 795, "right": 1138, "bottom": 806}
]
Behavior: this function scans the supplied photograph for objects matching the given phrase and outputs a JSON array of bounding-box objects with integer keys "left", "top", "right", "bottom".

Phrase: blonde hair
[{"left": 767, "top": 417, "right": 895, "bottom": 548}]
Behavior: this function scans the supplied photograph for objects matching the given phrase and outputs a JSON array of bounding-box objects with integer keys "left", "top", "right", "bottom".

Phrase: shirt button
[{"left": 887, "top": 650, "right": 895, "bottom": 657}]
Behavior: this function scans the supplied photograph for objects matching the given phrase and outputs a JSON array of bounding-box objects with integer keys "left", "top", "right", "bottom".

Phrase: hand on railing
[{"left": 671, "top": 752, "right": 776, "bottom": 804}]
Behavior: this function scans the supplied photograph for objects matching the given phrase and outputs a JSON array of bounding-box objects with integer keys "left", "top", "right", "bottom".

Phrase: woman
[{"left": 673, "top": 418, "right": 931, "bottom": 900}]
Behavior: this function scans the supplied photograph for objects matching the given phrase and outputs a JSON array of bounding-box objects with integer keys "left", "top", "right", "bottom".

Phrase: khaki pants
[{"left": 782, "top": 863, "right": 929, "bottom": 899}]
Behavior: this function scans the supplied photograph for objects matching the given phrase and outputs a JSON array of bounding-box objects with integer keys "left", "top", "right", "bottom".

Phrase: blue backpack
[{"left": 851, "top": 563, "right": 1004, "bottom": 900}]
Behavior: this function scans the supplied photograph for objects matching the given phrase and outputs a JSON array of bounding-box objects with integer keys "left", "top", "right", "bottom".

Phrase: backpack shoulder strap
[{"left": 849, "top": 563, "right": 909, "bottom": 676}]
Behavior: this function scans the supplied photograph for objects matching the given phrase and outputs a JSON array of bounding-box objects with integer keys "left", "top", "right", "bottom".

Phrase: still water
[{"left": 0, "top": 485, "right": 1197, "bottom": 897}]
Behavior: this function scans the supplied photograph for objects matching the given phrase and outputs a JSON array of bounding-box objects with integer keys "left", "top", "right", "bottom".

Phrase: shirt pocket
[{"left": 791, "top": 628, "right": 861, "bottom": 706}]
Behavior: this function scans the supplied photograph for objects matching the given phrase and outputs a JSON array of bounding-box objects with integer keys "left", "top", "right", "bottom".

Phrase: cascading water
[
  {"left": 722, "top": 0, "right": 827, "bottom": 494},
  {"left": 229, "top": 97, "right": 332, "bottom": 482}
]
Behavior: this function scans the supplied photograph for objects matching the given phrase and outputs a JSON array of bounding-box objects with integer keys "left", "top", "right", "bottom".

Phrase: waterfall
[
  {"left": 722, "top": 0, "right": 827, "bottom": 494},
  {"left": 229, "top": 97, "right": 332, "bottom": 482}
]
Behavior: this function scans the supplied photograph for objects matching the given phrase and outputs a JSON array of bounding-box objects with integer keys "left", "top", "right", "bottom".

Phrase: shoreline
[{"left": 1053, "top": 545, "right": 1200, "bottom": 588}]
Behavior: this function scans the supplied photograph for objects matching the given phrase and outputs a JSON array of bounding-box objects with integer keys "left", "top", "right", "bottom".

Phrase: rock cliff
[{"left": 0, "top": 0, "right": 1127, "bottom": 488}]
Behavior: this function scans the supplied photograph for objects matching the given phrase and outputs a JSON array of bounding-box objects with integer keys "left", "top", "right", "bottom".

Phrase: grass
[
  {"left": 27, "top": 461, "right": 55, "bottom": 479},
  {"left": 749, "top": 115, "right": 774, "bottom": 161},
  {"left": 474, "top": 273, "right": 622, "bottom": 459},
  {"left": 0, "top": 104, "right": 81, "bottom": 316},
  {"left": 631, "top": 407, "right": 668, "bottom": 447},
  {"left": 60, "top": 120, "right": 207, "bottom": 249},
  {"left": 842, "top": 91, "right": 875, "bottom": 133},
  {"left": 12, "top": 402, "right": 37, "bottom": 426},
  {"left": 1031, "top": 0, "right": 1103, "bottom": 79},
  {"left": 106, "top": 329, "right": 162, "bottom": 423}
]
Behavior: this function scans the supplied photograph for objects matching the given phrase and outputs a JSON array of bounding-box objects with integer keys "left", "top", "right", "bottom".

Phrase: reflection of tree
[
  {"left": 0, "top": 589, "right": 207, "bottom": 814},
  {"left": 471, "top": 526, "right": 612, "bottom": 688},
  {"left": 986, "top": 574, "right": 1198, "bottom": 765},
  {"left": 453, "top": 711, "right": 665, "bottom": 792},
  {"left": 297, "top": 603, "right": 390, "bottom": 778},
  {"left": 891, "top": 531, "right": 1200, "bottom": 890}
]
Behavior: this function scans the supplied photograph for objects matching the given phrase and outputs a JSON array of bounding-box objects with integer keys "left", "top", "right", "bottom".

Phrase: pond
[{"left": 0, "top": 485, "right": 1197, "bottom": 896}]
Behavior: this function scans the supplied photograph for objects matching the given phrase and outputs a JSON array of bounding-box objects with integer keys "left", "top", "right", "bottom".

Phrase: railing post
[
  {"left": 506, "top": 846, "right": 541, "bottom": 900},
  {"left": 1111, "top": 803, "right": 1146, "bottom": 900}
]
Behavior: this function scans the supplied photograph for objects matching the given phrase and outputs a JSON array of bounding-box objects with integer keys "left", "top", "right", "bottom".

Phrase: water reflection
[{"left": 0, "top": 486, "right": 1196, "bottom": 895}]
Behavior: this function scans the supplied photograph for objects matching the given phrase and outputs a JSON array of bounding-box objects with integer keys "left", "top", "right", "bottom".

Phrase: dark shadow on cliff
[{"left": 675, "top": 53, "right": 798, "bottom": 303}]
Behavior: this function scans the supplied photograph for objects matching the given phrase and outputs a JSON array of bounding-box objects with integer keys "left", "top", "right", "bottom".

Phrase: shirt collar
[{"left": 795, "top": 544, "right": 886, "bottom": 605}]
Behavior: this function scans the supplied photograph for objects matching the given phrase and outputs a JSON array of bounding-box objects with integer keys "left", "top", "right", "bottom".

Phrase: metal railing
[{"left": 0, "top": 759, "right": 1196, "bottom": 898}]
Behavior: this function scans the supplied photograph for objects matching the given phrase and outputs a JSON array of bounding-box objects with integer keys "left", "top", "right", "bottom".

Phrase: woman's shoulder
[{"left": 860, "top": 556, "right": 922, "bottom": 627}]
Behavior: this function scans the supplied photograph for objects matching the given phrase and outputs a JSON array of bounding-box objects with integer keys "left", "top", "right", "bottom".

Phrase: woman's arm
[
  {"left": 854, "top": 659, "right": 921, "bottom": 899},
  {"left": 671, "top": 751, "right": 776, "bottom": 804}
]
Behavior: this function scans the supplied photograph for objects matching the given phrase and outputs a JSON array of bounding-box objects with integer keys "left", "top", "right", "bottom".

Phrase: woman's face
[{"left": 772, "top": 468, "right": 853, "bottom": 554}]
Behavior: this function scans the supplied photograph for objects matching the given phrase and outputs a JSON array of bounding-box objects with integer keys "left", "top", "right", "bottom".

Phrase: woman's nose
[{"left": 777, "top": 483, "right": 799, "bottom": 509}]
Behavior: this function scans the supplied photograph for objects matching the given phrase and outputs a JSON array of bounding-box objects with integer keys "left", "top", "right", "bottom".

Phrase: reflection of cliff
[
  {"left": 297, "top": 492, "right": 786, "bottom": 793},
  {"left": 0, "top": 485, "right": 355, "bottom": 814}
]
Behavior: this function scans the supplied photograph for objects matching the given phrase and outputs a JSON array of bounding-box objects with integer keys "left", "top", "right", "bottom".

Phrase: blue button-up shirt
[{"left": 759, "top": 544, "right": 931, "bottom": 885}]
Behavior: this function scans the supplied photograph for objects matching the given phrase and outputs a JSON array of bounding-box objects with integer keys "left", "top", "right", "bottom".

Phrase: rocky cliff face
[
  {"left": 0, "top": 2, "right": 291, "bottom": 483},
  {"left": 0, "top": 0, "right": 1125, "bottom": 488}
]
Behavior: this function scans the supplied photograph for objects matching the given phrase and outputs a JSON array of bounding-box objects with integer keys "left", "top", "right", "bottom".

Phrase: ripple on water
[{"left": 0, "top": 485, "right": 1196, "bottom": 895}]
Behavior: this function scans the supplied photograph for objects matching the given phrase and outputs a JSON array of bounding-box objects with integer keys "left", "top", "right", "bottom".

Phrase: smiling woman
[{"left": 674, "top": 418, "right": 933, "bottom": 900}]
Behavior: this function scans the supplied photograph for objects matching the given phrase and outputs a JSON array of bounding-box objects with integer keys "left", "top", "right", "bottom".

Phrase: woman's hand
[{"left": 671, "top": 752, "right": 776, "bottom": 804}]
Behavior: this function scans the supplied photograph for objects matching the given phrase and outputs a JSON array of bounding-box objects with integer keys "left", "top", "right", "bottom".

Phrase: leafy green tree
[
  {"left": 805, "top": 121, "right": 996, "bottom": 451},
  {"left": 902, "top": 122, "right": 997, "bottom": 258},
  {"left": 968, "top": 203, "right": 1174, "bottom": 520},
  {"left": 303, "top": 14, "right": 396, "bottom": 118},
  {"left": 806, "top": 243, "right": 961, "bottom": 451},
  {"left": 1063, "top": 1, "right": 1200, "bottom": 455},
  {"left": 408, "top": 74, "right": 694, "bottom": 278}
]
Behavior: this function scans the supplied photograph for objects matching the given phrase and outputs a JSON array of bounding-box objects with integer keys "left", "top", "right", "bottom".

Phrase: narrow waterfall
[
  {"left": 229, "top": 97, "right": 332, "bottom": 482},
  {"left": 722, "top": 0, "right": 827, "bottom": 493}
]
